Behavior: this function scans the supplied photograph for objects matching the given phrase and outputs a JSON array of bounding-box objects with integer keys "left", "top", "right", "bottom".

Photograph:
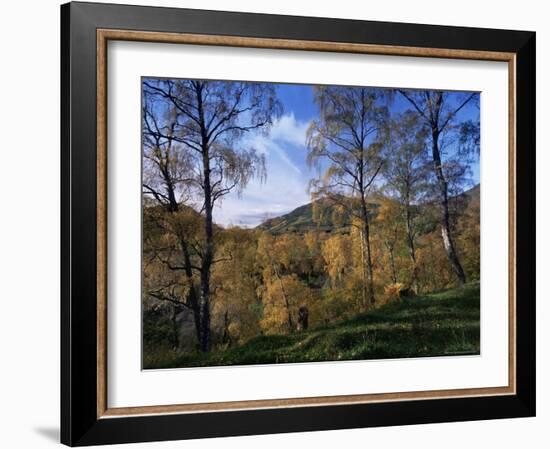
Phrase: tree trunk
[
  {"left": 198, "top": 215, "right": 213, "bottom": 352},
  {"left": 221, "top": 310, "right": 231, "bottom": 346},
  {"left": 359, "top": 230, "right": 367, "bottom": 307},
  {"left": 271, "top": 260, "right": 293, "bottom": 333},
  {"left": 198, "top": 296, "right": 211, "bottom": 352},
  {"left": 360, "top": 196, "right": 376, "bottom": 305},
  {"left": 171, "top": 306, "right": 179, "bottom": 350},
  {"left": 199, "top": 155, "right": 213, "bottom": 352},
  {"left": 174, "top": 232, "right": 202, "bottom": 346},
  {"left": 165, "top": 191, "right": 202, "bottom": 348},
  {"left": 197, "top": 83, "right": 214, "bottom": 353},
  {"left": 404, "top": 203, "right": 420, "bottom": 293},
  {"left": 387, "top": 242, "right": 398, "bottom": 285},
  {"left": 431, "top": 130, "right": 466, "bottom": 285},
  {"left": 297, "top": 307, "right": 309, "bottom": 332}
]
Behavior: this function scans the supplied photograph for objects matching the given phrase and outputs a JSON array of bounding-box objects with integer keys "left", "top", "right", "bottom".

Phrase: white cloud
[
  {"left": 214, "top": 164, "right": 311, "bottom": 228},
  {"left": 213, "top": 113, "right": 313, "bottom": 227},
  {"left": 245, "top": 112, "right": 310, "bottom": 174},
  {"left": 270, "top": 112, "right": 310, "bottom": 147}
]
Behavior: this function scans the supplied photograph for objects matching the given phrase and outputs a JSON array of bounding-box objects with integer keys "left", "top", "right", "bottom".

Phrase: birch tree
[
  {"left": 143, "top": 78, "right": 281, "bottom": 351},
  {"left": 384, "top": 111, "right": 431, "bottom": 293},
  {"left": 307, "top": 86, "right": 388, "bottom": 306},
  {"left": 142, "top": 91, "right": 202, "bottom": 346},
  {"left": 398, "top": 90, "right": 477, "bottom": 285}
]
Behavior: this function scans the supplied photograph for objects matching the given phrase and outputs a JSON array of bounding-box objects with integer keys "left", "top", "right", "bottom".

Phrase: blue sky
[
  {"left": 210, "top": 83, "right": 480, "bottom": 228},
  {"left": 213, "top": 84, "right": 315, "bottom": 227}
]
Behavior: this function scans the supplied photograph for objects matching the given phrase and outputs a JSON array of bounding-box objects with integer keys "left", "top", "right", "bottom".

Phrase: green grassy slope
[
  {"left": 256, "top": 199, "right": 350, "bottom": 234},
  {"left": 144, "top": 282, "right": 480, "bottom": 369}
]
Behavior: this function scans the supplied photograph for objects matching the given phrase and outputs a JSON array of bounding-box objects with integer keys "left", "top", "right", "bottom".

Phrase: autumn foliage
[
  {"left": 144, "top": 188, "right": 479, "bottom": 354},
  {"left": 141, "top": 80, "right": 480, "bottom": 364}
]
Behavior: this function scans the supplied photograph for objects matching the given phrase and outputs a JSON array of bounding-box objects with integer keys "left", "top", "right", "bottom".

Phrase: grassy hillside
[
  {"left": 256, "top": 198, "right": 352, "bottom": 234},
  {"left": 144, "top": 282, "right": 480, "bottom": 369}
]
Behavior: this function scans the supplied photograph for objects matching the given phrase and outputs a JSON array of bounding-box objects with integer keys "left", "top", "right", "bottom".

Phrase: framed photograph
[{"left": 61, "top": 1, "right": 535, "bottom": 446}]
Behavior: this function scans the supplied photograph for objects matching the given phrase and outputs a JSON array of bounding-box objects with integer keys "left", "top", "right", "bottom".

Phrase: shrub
[{"left": 383, "top": 282, "right": 405, "bottom": 304}]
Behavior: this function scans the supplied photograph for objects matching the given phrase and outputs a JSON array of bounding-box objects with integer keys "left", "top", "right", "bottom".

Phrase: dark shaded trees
[
  {"left": 143, "top": 79, "right": 281, "bottom": 351},
  {"left": 142, "top": 92, "right": 202, "bottom": 347}
]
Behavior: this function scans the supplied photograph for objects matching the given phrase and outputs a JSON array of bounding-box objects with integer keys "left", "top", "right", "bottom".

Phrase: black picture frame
[{"left": 61, "top": 1, "right": 535, "bottom": 446}]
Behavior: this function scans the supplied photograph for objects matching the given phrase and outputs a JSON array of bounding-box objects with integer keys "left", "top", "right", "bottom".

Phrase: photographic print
[{"left": 141, "top": 78, "right": 481, "bottom": 369}]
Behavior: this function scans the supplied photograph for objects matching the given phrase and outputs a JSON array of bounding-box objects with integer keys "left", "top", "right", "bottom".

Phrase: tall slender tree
[
  {"left": 307, "top": 86, "right": 388, "bottom": 306},
  {"left": 143, "top": 79, "right": 281, "bottom": 351},
  {"left": 384, "top": 111, "right": 431, "bottom": 293},
  {"left": 142, "top": 91, "right": 202, "bottom": 346},
  {"left": 375, "top": 198, "right": 402, "bottom": 285},
  {"left": 398, "top": 90, "right": 477, "bottom": 285}
]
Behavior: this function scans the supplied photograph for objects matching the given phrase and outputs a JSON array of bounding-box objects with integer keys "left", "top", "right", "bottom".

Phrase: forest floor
[{"left": 143, "top": 282, "right": 480, "bottom": 369}]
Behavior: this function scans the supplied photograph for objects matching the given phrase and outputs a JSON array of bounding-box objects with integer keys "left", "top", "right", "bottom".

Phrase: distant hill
[
  {"left": 447, "top": 183, "right": 480, "bottom": 216},
  {"left": 460, "top": 184, "right": 480, "bottom": 205},
  {"left": 257, "top": 184, "right": 480, "bottom": 235},
  {"left": 256, "top": 197, "right": 354, "bottom": 234}
]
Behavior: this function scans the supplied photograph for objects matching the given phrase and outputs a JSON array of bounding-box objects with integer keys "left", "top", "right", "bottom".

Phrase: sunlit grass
[{"left": 143, "top": 282, "right": 480, "bottom": 369}]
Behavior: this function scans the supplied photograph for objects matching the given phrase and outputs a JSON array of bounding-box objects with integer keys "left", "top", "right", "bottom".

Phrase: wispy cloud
[
  {"left": 270, "top": 113, "right": 310, "bottom": 147},
  {"left": 213, "top": 113, "right": 313, "bottom": 227},
  {"left": 245, "top": 112, "right": 309, "bottom": 175}
]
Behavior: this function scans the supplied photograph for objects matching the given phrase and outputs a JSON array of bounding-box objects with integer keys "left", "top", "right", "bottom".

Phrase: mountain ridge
[{"left": 257, "top": 184, "right": 480, "bottom": 235}]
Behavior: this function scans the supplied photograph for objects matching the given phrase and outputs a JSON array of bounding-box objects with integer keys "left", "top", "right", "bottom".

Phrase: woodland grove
[{"left": 142, "top": 79, "right": 480, "bottom": 362}]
